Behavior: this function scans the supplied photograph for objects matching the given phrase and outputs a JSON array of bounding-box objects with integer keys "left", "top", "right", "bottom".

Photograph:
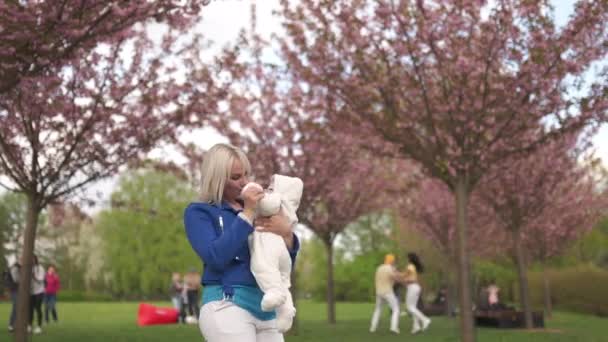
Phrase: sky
[{"left": 51, "top": 0, "right": 608, "bottom": 213}]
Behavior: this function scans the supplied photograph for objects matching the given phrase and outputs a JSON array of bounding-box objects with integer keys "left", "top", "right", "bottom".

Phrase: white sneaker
[
  {"left": 33, "top": 326, "right": 42, "bottom": 334},
  {"left": 390, "top": 327, "right": 400, "bottom": 334},
  {"left": 8, "top": 325, "right": 14, "bottom": 332},
  {"left": 422, "top": 318, "right": 431, "bottom": 331},
  {"left": 411, "top": 324, "right": 422, "bottom": 335}
]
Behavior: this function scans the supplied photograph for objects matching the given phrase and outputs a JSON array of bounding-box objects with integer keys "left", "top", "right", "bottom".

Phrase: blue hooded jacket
[{"left": 184, "top": 201, "right": 299, "bottom": 290}]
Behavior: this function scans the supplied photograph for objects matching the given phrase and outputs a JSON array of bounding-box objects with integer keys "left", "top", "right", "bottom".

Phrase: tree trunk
[
  {"left": 454, "top": 176, "right": 476, "bottom": 342},
  {"left": 445, "top": 269, "right": 457, "bottom": 317},
  {"left": 442, "top": 256, "right": 457, "bottom": 317},
  {"left": 324, "top": 239, "right": 336, "bottom": 324},
  {"left": 513, "top": 229, "right": 534, "bottom": 329},
  {"left": 15, "top": 193, "right": 41, "bottom": 342},
  {"left": 542, "top": 264, "right": 552, "bottom": 319}
]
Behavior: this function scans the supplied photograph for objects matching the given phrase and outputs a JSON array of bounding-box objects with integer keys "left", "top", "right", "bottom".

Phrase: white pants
[
  {"left": 199, "top": 301, "right": 284, "bottom": 342},
  {"left": 249, "top": 231, "right": 295, "bottom": 332},
  {"left": 370, "top": 292, "right": 400, "bottom": 332},
  {"left": 406, "top": 283, "right": 430, "bottom": 330}
]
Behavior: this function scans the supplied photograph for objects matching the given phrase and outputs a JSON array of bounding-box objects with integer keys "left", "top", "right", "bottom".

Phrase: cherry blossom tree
[
  {"left": 477, "top": 132, "right": 602, "bottom": 327},
  {"left": 276, "top": 1, "right": 607, "bottom": 339},
  {"left": 405, "top": 177, "right": 504, "bottom": 314},
  {"left": 0, "top": 6, "right": 216, "bottom": 340},
  {"left": 0, "top": 0, "right": 208, "bottom": 94},
  {"left": 523, "top": 159, "right": 605, "bottom": 319}
]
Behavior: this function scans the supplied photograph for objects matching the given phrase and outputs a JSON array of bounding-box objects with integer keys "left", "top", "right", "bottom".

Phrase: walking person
[
  {"left": 169, "top": 272, "right": 186, "bottom": 323},
  {"left": 184, "top": 269, "right": 201, "bottom": 322},
  {"left": 6, "top": 258, "right": 21, "bottom": 333},
  {"left": 29, "top": 255, "right": 45, "bottom": 334},
  {"left": 44, "top": 265, "right": 60, "bottom": 324},
  {"left": 404, "top": 252, "right": 431, "bottom": 334},
  {"left": 370, "top": 254, "right": 403, "bottom": 334},
  {"left": 184, "top": 143, "right": 300, "bottom": 342}
]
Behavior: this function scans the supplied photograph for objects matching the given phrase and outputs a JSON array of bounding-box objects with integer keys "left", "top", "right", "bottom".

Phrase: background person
[
  {"left": 44, "top": 264, "right": 60, "bottom": 324},
  {"left": 404, "top": 252, "right": 431, "bottom": 334},
  {"left": 6, "top": 258, "right": 20, "bottom": 333},
  {"left": 369, "top": 253, "right": 403, "bottom": 334},
  {"left": 29, "top": 255, "right": 45, "bottom": 334},
  {"left": 169, "top": 272, "right": 185, "bottom": 323}
]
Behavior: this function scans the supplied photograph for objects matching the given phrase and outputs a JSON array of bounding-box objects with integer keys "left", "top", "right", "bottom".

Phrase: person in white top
[
  {"left": 29, "top": 255, "right": 45, "bottom": 334},
  {"left": 242, "top": 174, "right": 303, "bottom": 333},
  {"left": 369, "top": 254, "right": 404, "bottom": 334},
  {"left": 404, "top": 252, "right": 431, "bottom": 334}
]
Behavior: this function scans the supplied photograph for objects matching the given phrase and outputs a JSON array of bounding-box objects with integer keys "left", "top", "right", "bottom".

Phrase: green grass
[{"left": 0, "top": 300, "right": 606, "bottom": 341}]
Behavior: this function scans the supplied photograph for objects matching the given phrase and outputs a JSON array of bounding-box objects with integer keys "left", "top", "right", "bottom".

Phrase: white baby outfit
[{"left": 242, "top": 174, "right": 303, "bottom": 333}]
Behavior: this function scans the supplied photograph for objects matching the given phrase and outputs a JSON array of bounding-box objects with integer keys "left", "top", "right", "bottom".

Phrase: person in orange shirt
[{"left": 369, "top": 254, "right": 405, "bottom": 334}]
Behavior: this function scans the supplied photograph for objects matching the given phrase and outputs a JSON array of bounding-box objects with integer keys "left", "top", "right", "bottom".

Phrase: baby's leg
[
  {"left": 249, "top": 232, "right": 287, "bottom": 311},
  {"left": 275, "top": 246, "right": 295, "bottom": 332},
  {"left": 275, "top": 292, "right": 296, "bottom": 333}
]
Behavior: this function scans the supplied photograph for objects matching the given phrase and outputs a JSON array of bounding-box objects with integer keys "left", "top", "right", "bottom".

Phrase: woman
[
  {"left": 169, "top": 272, "right": 185, "bottom": 323},
  {"left": 184, "top": 268, "right": 201, "bottom": 321},
  {"left": 404, "top": 252, "right": 431, "bottom": 334},
  {"left": 44, "top": 264, "right": 60, "bottom": 324},
  {"left": 184, "top": 143, "right": 299, "bottom": 342},
  {"left": 30, "top": 255, "right": 45, "bottom": 334}
]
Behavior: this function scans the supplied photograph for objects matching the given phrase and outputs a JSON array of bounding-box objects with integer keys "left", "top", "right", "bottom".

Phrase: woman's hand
[
  {"left": 255, "top": 210, "right": 294, "bottom": 250},
  {"left": 241, "top": 183, "right": 264, "bottom": 222}
]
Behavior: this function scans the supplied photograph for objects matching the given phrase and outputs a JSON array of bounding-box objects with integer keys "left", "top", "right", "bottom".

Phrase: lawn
[{"left": 0, "top": 300, "right": 606, "bottom": 341}]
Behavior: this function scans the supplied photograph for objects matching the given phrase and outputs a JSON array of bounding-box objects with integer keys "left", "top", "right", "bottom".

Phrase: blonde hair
[
  {"left": 384, "top": 254, "right": 395, "bottom": 265},
  {"left": 199, "top": 143, "right": 251, "bottom": 205}
]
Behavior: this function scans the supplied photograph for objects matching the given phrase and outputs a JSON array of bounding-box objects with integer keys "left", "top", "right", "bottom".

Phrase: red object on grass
[{"left": 137, "top": 303, "right": 179, "bottom": 326}]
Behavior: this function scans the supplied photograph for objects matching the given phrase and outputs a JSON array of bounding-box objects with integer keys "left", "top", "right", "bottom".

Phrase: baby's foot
[{"left": 275, "top": 305, "right": 296, "bottom": 332}]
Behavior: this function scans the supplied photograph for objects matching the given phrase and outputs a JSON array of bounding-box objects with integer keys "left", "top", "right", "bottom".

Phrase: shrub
[{"left": 527, "top": 264, "right": 608, "bottom": 317}]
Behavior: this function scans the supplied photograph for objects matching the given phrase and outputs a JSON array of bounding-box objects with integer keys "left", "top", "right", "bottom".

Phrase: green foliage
[
  {"left": 295, "top": 237, "right": 327, "bottom": 300},
  {"left": 58, "top": 290, "right": 114, "bottom": 302},
  {"left": 472, "top": 259, "right": 517, "bottom": 303},
  {"left": 96, "top": 168, "right": 199, "bottom": 298},
  {"left": 0, "top": 192, "right": 27, "bottom": 260},
  {"left": 296, "top": 212, "right": 405, "bottom": 302},
  {"left": 339, "top": 212, "right": 400, "bottom": 256},
  {"left": 0, "top": 192, "right": 31, "bottom": 294},
  {"left": 333, "top": 251, "right": 387, "bottom": 301},
  {"left": 560, "top": 218, "right": 608, "bottom": 269},
  {"left": 528, "top": 264, "right": 608, "bottom": 317}
]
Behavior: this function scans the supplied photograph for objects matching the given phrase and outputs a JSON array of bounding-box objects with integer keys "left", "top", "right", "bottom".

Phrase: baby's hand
[
  {"left": 241, "top": 182, "right": 264, "bottom": 220},
  {"left": 255, "top": 210, "right": 294, "bottom": 249}
]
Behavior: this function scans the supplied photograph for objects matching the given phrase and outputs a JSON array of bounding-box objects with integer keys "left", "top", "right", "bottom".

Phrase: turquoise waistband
[{"left": 202, "top": 285, "right": 276, "bottom": 321}]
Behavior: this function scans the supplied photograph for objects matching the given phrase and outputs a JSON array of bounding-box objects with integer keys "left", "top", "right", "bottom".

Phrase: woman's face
[{"left": 223, "top": 159, "right": 249, "bottom": 203}]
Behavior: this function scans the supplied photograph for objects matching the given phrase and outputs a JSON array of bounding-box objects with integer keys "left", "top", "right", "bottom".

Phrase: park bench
[{"left": 474, "top": 309, "right": 544, "bottom": 328}]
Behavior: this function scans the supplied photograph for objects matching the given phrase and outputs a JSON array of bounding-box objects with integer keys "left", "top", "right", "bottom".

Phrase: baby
[{"left": 241, "top": 174, "right": 303, "bottom": 333}]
